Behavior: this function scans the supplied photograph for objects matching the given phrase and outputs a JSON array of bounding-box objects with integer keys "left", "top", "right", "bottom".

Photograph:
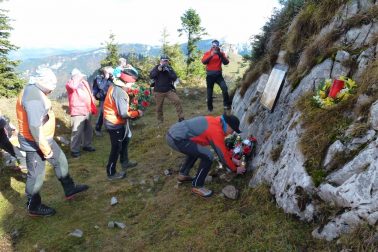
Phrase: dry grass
[
  {"left": 296, "top": 92, "right": 354, "bottom": 185},
  {"left": 338, "top": 224, "right": 378, "bottom": 251},
  {"left": 288, "top": 31, "right": 341, "bottom": 89},
  {"left": 239, "top": 56, "right": 271, "bottom": 96},
  {"left": 344, "top": 4, "right": 378, "bottom": 29}
]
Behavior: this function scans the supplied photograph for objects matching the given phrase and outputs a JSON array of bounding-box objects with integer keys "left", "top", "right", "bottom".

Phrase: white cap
[
  {"left": 29, "top": 68, "right": 57, "bottom": 91},
  {"left": 71, "top": 68, "right": 86, "bottom": 77}
]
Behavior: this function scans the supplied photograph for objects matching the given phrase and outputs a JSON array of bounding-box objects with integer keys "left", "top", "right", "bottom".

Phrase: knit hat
[
  {"left": 29, "top": 68, "right": 57, "bottom": 92},
  {"left": 223, "top": 113, "right": 241, "bottom": 133}
]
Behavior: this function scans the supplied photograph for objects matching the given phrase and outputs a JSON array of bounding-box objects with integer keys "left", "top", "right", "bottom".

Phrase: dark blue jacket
[
  {"left": 93, "top": 75, "right": 112, "bottom": 101},
  {"left": 149, "top": 65, "right": 177, "bottom": 93}
]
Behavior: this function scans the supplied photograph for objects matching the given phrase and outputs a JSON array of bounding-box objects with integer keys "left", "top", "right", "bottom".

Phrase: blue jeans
[{"left": 166, "top": 133, "right": 213, "bottom": 187}]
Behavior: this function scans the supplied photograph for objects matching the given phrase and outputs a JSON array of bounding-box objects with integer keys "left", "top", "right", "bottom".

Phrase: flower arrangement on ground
[
  {"left": 225, "top": 133, "right": 257, "bottom": 168},
  {"left": 312, "top": 76, "right": 357, "bottom": 108}
]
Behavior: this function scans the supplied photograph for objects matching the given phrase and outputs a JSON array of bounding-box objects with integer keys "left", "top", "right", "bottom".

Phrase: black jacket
[{"left": 149, "top": 64, "right": 177, "bottom": 93}]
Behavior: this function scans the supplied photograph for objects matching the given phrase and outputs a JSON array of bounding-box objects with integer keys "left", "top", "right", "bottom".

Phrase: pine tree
[
  {"left": 100, "top": 33, "right": 120, "bottom": 68},
  {"left": 0, "top": 8, "right": 24, "bottom": 97},
  {"left": 159, "top": 29, "right": 186, "bottom": 80},
  {"left": 178, "top": 8, "right": 207, "bottom": 77}
]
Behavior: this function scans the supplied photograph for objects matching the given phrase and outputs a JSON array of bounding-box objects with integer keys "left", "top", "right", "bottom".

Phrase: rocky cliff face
[{"left": 232, "top": 0, "right": 378, "bottom": 241}]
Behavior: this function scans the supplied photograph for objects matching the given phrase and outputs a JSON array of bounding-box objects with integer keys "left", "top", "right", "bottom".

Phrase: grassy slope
[{"left": 0, "top": 87, "right": 339, "bottom": 251}]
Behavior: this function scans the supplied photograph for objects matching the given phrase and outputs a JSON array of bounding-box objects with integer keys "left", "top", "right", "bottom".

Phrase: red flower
[
  {"left": 126, "top": 89, "right": 133, "bottom": 95},
  {"left": 133, "top": 89, "right": 139, "bottom": 95},
  {"left": 141, "top": 101, "right": 149, "bottom": 107},
  {"left": 132, "top": 99, "right": 138, "bottom": 105},
  {"left": 144, "top": 90, "right": 150, "bottom": 96},
  {"left": 243, "top": 146, "right": 251, "bottom": 155}
]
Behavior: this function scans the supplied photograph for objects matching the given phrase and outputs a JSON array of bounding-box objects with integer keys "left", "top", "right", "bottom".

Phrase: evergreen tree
[
  {"left": 159, "top": 29, "right": 186, "bottom": 80},
  {"left": 0, "top": 8, "right": 24, "bottom": 97},
  {"left": 100, "top": 33, "right": 120, "bottom": 68},
  {"left": 178, "top": 8, "right": 207, "bottom": 77},
  {"left": 160, "top": 27, "right": 169, "bottom": 56}
]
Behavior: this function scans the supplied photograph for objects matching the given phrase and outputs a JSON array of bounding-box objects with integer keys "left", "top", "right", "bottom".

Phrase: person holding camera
[
  {"left": 149, "top": 55, "right": 184, "bottom": 125},
  {"left": 93, "top": 66, "right": 113, "bottom": 136},
  {"left": 66, "top": 68, "right": 97, "bottom": 158},
  {"left": 201, "top": 40, "right": 231, "bottom": 113}
]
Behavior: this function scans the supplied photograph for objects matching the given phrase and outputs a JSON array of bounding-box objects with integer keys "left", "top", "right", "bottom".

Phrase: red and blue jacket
[{"left": 168, "top": 116, "right": 236, "bottom": 172}]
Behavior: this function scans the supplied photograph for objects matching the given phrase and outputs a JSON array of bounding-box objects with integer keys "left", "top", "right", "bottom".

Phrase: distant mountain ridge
[{"left": 15, "top": 39, "right": 250, "bottom": 98}]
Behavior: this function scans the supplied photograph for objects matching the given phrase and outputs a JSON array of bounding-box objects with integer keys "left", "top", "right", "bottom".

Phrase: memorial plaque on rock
[{"left": 260, "top": 64, "right": 288, "bottom": 112}]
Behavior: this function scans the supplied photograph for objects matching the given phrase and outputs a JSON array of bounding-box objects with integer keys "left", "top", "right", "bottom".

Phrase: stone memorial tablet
[{"left": 260, "top": 64, "right": 288, "bottom": 111}]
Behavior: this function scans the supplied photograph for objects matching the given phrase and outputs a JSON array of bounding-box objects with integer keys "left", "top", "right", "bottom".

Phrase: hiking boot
[
  {"left": 59, "top": 175, "right": 89, "bottom": 200},
  {"left": 177, "top": 174, "right": 193, "bottom": 183},
  {"left": 71, "top": 151, "right": 81, "bottom": 158},
  {"left": 94, "top": 130, "right": 103, "bottom": 137},
  {"left": 121, "top": 160, "right": 138, "bottom": 170},
  {"left": 191, "top": 187, "right": 213, "bottom": 198},
  {"left": 83, "top": 146, "right": 96, "bottom": 152},
  {"left": 27, "top": 194, "right": 56, "bottom": 217},
  {"left": 107, "top": 171, "right": 126, "bottom": 181},
  {"left": 178, "top": 117, "right": 185, "bottom": 122},
  {"left": 28, "top": 203, "right": 56, "bottom": 217}
]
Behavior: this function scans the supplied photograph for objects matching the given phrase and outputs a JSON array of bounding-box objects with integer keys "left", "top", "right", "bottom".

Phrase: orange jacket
[{"left": 103, "top": 85, "right": 139, "bottom": 128}]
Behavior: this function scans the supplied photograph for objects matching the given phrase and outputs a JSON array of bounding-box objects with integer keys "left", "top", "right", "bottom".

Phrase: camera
[{"left": 163, "top": 66, "right": 170, "bottom": 72}]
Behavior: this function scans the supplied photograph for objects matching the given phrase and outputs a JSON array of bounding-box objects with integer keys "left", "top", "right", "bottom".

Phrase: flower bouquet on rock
[
  {"left": 225, "top": 133, "right": 257, "bottom": 169},
  {"left": 312, "top": 76, "right": 357, "bottom": 108}
]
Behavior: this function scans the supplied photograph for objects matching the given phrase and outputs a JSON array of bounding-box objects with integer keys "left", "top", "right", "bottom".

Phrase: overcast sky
[{"left": 3, "top": 0, "right": 281, "bottom": 49}]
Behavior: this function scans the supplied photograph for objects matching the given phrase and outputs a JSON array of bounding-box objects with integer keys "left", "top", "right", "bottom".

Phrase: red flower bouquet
[
  {"left": 225, "top": 133, "right": 257, "bottom": 168},
  {"left": 126, "top": 83, "right": 152, "bottom": 112}
]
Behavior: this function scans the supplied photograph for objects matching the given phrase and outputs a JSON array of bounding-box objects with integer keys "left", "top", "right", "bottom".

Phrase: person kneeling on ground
[
  {"left": 103, "top": 75, "right": 143, "bottom": 181},
  {"left": 166, "top": 113, "right": 245, "bottom": 198},
  {"left": 16, "top": 68, "right": 89, "bottom": 217}
]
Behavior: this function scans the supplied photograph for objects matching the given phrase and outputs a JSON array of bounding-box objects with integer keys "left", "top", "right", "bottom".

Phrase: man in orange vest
[
  {"left": 103, "top": 77, "right": 143, "bottom": 180},
  {"left": 201, "top": 40, "right": 231, "bottom": 112},
  {"left": 16, "top": 68, "right": 88, "bottom": 217}
]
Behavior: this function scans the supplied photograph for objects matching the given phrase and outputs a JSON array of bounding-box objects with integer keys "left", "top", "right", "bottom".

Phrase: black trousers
[
  {"left": 95, "top": 101, "right": 104, "bottom": 131},
  {"left": 106, "top": 127, "right": 130, "bottom": 176},
  {"left": 206, "top": 73, "right": 231, "bottom": 111},
  {"left": 0, "top": 129, "right": 16, "bottom": 157}
]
